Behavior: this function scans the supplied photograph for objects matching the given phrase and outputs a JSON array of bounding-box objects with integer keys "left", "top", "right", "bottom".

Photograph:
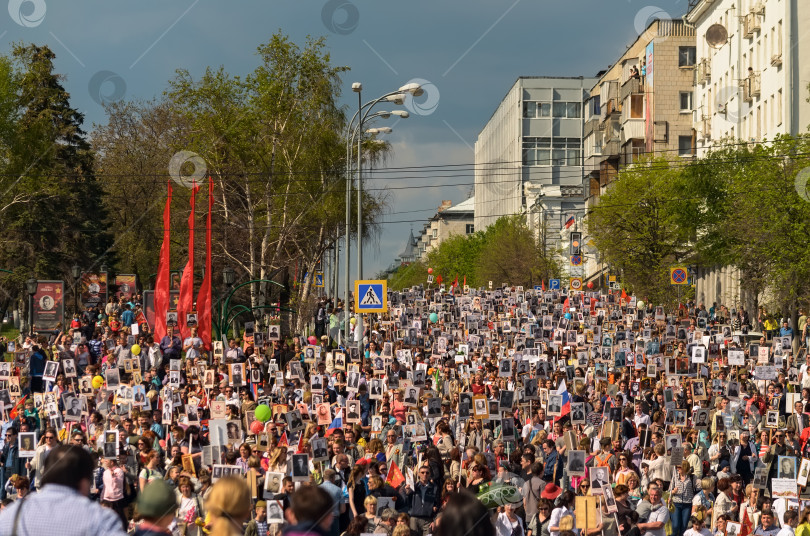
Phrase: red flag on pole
[
  {"left": 177, "top": 182, "right": 201, "bottom": 340},
  {"left": 541, "top": 280, "right": 545, "bottom": 291},
  {"left": 386, "top": 460, "right": 406, "bottom": 488},
  {"left": 621, "top": 288, "right": 628, "bottom": 303},
  {"left": 154, "top": 182, "right": 173, "bottom": 341},
  {"left": 195, "top": 177, "right": 214, "bottom": 350}
]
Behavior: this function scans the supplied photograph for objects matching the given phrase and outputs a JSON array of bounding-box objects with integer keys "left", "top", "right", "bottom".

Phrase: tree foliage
[
  {"left": 589, "top": 138, "right": 810, "bottom": 316},
  {"left": 388, "top": 215, "right": 560, "bottom": 290}
]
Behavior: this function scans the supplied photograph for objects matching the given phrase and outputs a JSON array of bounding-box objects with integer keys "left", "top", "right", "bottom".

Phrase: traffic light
[{"left": 569, "top": 232, "right": 581, "bottom": 256}]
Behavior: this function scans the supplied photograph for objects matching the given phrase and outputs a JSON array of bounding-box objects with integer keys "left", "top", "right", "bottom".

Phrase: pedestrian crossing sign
[
  {"left": 354, "top": 279, "right": 388, "bottom": 313},
  {"left": 314, "top": 272, "right": 324, "bottom": 288}
]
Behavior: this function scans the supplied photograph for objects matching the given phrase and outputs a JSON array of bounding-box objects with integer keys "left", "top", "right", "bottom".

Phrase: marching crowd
[{"left": 0, "top": 287, "right": 809, "bottom": 536}]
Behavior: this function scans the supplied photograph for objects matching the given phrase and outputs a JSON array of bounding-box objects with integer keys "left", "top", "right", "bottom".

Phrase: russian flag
[
  {"left": 554, "top": 380, "right": 571, "bottom": 422},
  {"left": 325, "top": 407, "right": 343, "bottom": 437},
  {"left": 564, "top": 215, "right": 575, "bottom": 229}
]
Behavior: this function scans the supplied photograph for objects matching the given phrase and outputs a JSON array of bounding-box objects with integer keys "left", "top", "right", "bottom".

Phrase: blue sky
[{"left": 2, "top": 0, "right": 692, "bottom": 289}]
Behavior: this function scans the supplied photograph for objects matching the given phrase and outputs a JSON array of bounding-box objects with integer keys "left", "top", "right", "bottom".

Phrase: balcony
[
  {"left": 621, "top": 119, "right": 645, "bottom": 143},
  {"left": 743, "top": 72, "right": 761, "bottom": 101},
  {"left": 744, "top": 12, "right": 760, "bottom": 38},
  {"left": 620, "top": 77, "right": 642, "bottom": 102},
  {"left": 696, "top": 58, "right": 711, "bottom": 85},
  {"left": 701, "top": 116, "right": 711, "bottom": 140}
]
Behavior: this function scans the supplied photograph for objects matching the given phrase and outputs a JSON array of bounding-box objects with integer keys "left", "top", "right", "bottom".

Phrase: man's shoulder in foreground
[{"left": 0, "top": 485, "right": 126, "bottom": 536}]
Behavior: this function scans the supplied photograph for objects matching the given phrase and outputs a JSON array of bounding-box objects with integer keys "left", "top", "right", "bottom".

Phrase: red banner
[
  {"left": 196, "top": 177, "right": 213, "bottom": 350},
  {"left": 33, "top": 280, "right": 64, "bottom": 332},
  {"left": 154, "top": 182, "right": 173, "bottom": 341},
  {"left": 80, "top": 272, "right": 107, "bottom": 308},
  {"left": 177, "top": 182, "right": 200, "bottom": 340},
  {"left": 115, "top": 274, "right": 137, "bottom": 300}
]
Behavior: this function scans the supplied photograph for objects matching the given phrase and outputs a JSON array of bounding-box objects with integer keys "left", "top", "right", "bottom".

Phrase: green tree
[
  {"left": 588, "top": 157, "right": 695, "bottom": 305},
  {"left": 475, "top": 215, "right": 559, "bottom": 288}
]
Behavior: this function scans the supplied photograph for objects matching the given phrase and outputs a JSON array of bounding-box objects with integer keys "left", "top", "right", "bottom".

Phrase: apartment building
[
  {"left": 582, "top": 19, "right": 697, "bottom": 285},
  {"left": 416, "top": 198, "right": 475, "bottom": 259},
  {"left": 474, "top": 77, "right": 597, "bottom": 249},
  {"left": 686, "top": 0, "right": 809, "bottom": 310},
  {"left": 688, "top": 0, "right": 810, "bottom": 150}
]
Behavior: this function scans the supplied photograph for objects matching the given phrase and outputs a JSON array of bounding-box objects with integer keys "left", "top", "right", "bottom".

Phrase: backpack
[{"left": 595, "top": 452, "right": 613, "bottom": 468}]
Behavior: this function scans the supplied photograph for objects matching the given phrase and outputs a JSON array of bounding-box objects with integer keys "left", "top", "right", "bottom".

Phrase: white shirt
[
  {"left": 496, "top": 512, "right": 525, "bottom": 536},
  {"left": 549, "top": 505, "right": 577, "bottom": 536},
  {"left": 635, "top": 413, "right": 652, "bottom": 428}
]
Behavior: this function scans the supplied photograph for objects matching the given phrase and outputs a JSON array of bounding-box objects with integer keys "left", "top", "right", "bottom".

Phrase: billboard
[
  {"left": 143, "top": 289, "right": 179, "bottom": 331},
  {"left": 80, "top": 272, "right": 107, "bottom": 309},
  {"left": 115, "top": 274, "right": 137, "bottom": 300},
  {"left": 33, "top": 280, "right": 65, "bottom": 332},
  {"left": 645, "top": 41, "right": 655, "bottom": 153}
]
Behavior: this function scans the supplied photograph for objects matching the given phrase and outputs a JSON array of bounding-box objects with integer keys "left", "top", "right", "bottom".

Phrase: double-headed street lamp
[{"left": 343, "top": 82, "right": 422, "bottom": 341}]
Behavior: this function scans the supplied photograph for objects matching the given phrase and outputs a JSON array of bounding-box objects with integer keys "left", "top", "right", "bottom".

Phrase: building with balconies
[
  {"left": 687, "top": 0, "right": 810, "bottom": 150},
  {"left": 582, "top": 19, "right": 697, "bottom": 286},
  {"left": 685, "top": 0, "right": 810, "bottom": 311}
]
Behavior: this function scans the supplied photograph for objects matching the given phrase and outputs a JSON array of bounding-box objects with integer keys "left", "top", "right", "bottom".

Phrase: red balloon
[
  {"left": 427, "top": 268, "right": 433, "bottom": 274},
  {"left": 250, "top": 420, "right": 266, "bottom": 435},
  {"left": 587, "top": 281, "right": 594, "bottom": 289}
]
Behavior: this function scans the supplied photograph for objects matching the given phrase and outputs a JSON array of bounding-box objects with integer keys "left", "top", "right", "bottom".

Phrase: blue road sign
[
  {"left": 549, "top": 279, "right": 561, "bottom": 290},
  {"left": 354, "top": 279, "right": 388, "bottom": 313}
]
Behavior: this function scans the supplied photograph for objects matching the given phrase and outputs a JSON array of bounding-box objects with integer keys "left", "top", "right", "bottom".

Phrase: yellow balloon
[
  {"left": 92, "top": 376, "right": 104, "bottom": 389},
  {"left": 131, "top": 344, "right": 141, "bottom": 355},
  {"left": 350, "top": 317, "right": 356, "bottom": 325}
]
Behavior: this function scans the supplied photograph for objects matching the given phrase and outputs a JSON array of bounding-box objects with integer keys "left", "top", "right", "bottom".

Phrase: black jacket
[{"left": 402, "top": 481, "right": 439, "bottom": 519}]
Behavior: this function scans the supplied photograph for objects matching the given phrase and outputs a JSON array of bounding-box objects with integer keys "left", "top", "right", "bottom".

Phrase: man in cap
[
  {"left": 245, "top": 500, "right": 269, "bottom": 536},
  {"left": 133, "top": 479, "right": 179, "bottom": 535}
]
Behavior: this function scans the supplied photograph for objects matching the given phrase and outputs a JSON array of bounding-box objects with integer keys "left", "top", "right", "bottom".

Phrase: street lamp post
[
  {"left": 26, "top": 277, "right": 37, "bottom": 336},
  {"left": 342, "top": 82, "right": 422, "bottom": 342},
  {"left": 71, "top": 264, "right": 81, "bottom": 314}
]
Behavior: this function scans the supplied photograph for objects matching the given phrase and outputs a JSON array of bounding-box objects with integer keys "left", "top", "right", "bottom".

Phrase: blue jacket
[{"left": 29, "top": 349, "right": 46, "bottom": 377}]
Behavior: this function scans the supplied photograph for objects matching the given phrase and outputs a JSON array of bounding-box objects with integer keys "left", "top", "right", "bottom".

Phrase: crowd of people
[{"left": 0, "top": 286, "right": 809, "bottom": 536}]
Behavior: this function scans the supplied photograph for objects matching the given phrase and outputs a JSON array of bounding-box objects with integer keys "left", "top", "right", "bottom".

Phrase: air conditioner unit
[
  {"left": 771, "top": 53, "right": 783, "bottom": 67},
  {"left": 717, "top": 103, "right": 727, "bottom": 115},
  {"left": 749, "top": 10, "right": 761, "bottom": 32},
  {"left": 753, "top": 1, "right": 765, "bottom": 15}
]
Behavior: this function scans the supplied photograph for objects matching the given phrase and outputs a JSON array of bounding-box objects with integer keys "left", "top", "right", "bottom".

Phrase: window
[
  {"left": 553, "top": 102, "right": 582, "bottom": 118},
  {"left": 679, "top": 46, "right": 697, "bottom": 67},
  {"left": 522, "top": 137, "right": 579, "bottom": 166},
  {"left": 465, "top": 224, "right": 474, "bottom": 234},
  {"left": 522, "top": 101, "right": 551, "bottom": 118},
  {"left": 630, "top": 95, "right": 644, "bottom": 118},
  {"left": 777, "top": 89, "right": 783, "bottom": 125},
  {"left": 680, "top": 92, "right": 693, "bottom": 112},
  {"left": 431, "top": 229, "right": 437, "bottom": 239},
  {"left": 522, "top": 137, "right": 550, "bottom": 166},
  {"left": 592, "top": 96, "right": 601, "bottom": 116},
  {"left": 678, "top": 135, "right": 693, "bottom": 157}
]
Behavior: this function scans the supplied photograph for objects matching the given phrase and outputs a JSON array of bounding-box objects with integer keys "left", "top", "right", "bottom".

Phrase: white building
[
  {"left": 686, "top": 0, "right": 810, "bottom": 311},
  {"left": 687, "top": 0, "right": 810, "bottom": 150},
  {"left": 474, "top": 77, "right": 597, "bottom": 249}
]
